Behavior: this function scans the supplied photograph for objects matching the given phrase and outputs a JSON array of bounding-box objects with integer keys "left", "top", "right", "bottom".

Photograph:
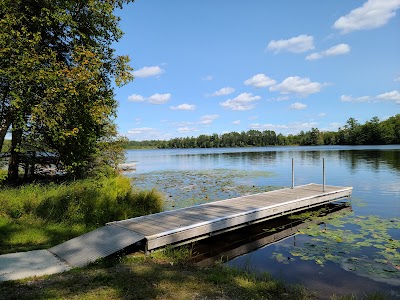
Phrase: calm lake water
[{"left": 126, "top": 145, "right": 400, "bottom": 299}]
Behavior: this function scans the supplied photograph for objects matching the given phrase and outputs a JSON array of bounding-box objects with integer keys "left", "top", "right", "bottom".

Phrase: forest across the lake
[{"left": 124, "top": 115, "right": 400, "bottom": 149}]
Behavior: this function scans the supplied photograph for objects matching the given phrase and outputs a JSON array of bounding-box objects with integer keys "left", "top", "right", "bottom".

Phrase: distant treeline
[{"left": 124, "top": 115, "right": 400, "bottom": 149}]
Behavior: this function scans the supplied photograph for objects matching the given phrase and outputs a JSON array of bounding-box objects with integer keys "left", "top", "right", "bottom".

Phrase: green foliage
[
  {"left": 0, "top": 140, "right": 10, "bottom": 153},
  {"left": 91, "top": 132, "right": 128, "bottom": 177},
  {"left": 159, "top": 129, "right": 280, "bottom": 148},
  {"left": 0, "top": 170, "right": 7, "bottom": 182},
  {"left": 0, "top": 176, "right": 164, "bottom": 226},
  {"left": 0, "top": 175, "right": 164, "bottom": 253},
  {"left": 0, "top": 0, "right": 134, "bottom": 181},
  {"left": 131, "top": 188, "right": 165, "bottom": 216},
  {"left": 125, "top": 114, "right": 400, "bottom": 149},
  {"left": 152, "top": 245, "right": 194, "bottom": 264}
]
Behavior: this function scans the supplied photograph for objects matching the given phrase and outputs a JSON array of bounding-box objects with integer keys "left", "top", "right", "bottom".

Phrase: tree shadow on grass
[{"left": 0, "top": 254, "right": 313, "bottom": 300}]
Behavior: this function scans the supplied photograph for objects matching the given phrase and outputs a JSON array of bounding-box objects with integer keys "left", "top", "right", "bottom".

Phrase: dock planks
[{"left": 50, "top": 183, "right": 352, "bottom": 267}]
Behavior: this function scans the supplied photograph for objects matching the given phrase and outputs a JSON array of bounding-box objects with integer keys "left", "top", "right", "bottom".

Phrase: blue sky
[{"left": 114, "top": 0, "right": 400, "bottom": 141}]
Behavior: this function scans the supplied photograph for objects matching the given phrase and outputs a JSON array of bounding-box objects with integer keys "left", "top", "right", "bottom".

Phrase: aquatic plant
[
  {"left": 272, "top": 210, "right": 400, "bottom": 284},
  {"left": 131, "top": 169, "right": 278, "bottom": 210}
]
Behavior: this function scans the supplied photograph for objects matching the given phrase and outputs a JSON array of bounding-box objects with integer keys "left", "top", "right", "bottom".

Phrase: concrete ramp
[
  {"left": 0, "top": 250, "right": 71, "bottom": 281},
  {"left": 49, "top": 225, "right": 145, "bottom": 267}
]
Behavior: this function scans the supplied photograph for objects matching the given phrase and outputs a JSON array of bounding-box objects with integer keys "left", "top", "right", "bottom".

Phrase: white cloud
[
  {"left": 232, "top": 120, "right": 241, "bottom": 125},
  {"left": 250, "top": 123, "right": 288, "bottom": 130},
  {"left": 128, "top": 94, "right": 145, "bottom": 102},
  {"left": 133, "top": 66, "right": 165, "bottom": 78},
  {"left": 306, "top": 44, "right": 351, "bottom": 60},
  {"left": 125, "top": 128, "right": 171, "bottom": 141},
  {"left": 376, "top": 90, "right": 400, "bottom": 102},
  {"left": 394, "top": 75, "right": 400, "bottom": 82},
  {"left": 170, "top": 104, "right": 196, "bottom": 111},
  {"left": 270, "top": 76, "right": 324, "bottom": 96},
  {"left": 250, "top": 122, "right": 318, "bottom": 134},
  {"left": 148, "top": 93, "right": 171, "bottom": 104},
  {"left": 202, "top": 75, "right": 214, "bottom": 81},
  {"left": 199, "top": 115, "right": 219, "bottom": 125},
  {"left": 330, "top": 122, "right": 342, "bottom": 129},
  {"left": 220, "top": 93, "right": 261, "bottom": 111},
  {"left": 333, "top": 0, "right": 400, "bottom": 34},
  {"left": 289, "top": 102, "right": 307, "bottom": 110},
  {"left": 244, "top": 74, "right": 276, "bottom": 88},
  {"left": 325, "top": 44, "right": 351, "bottom": 56},
  {"left": 177, "top": 127, "right": 198, "bottom": 133},
  {"left": 270, "top": 96, "right": 290, "bottom": 101},
  {"left": 319, "top": 113, "right": 327, "bottom": 117},
  {"left": 211, "top": 87, "right": 235, "bottom": 96},
  {"left": 168, "top": 115, "right": 219, "bottom": 128},
  {"left": 128, "top": 93, "right": 171, "bottom": 104},
  {"left": 340, "top": 91, "right": 400, "bottom": 103},
  {"left": 266, "top": 35, "right": 315, "bottom": 54},
  {"left": 340, "top": 95, "right": 371, "bottom": 102},
  {"left": 128, "top": 127, "right": 155, "bottom": 134},
  {"left": 305, "top": 53, "right": 323, "bottom": 61}
]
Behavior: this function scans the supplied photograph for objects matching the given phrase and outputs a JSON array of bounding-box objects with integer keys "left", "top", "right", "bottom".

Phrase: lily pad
[
  {"left": 130, "top": 169, "right": 278, "bottom": 210},
  {"left": 272, "top": 209, "right": 400, "bottom": 284}
]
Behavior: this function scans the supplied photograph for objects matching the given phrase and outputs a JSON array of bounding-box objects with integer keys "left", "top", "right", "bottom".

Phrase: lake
[{"left": 125, "top": 145, "right": 400, "bottom": 299}]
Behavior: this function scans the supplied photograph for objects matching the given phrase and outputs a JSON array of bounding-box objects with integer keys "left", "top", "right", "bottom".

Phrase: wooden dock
[{"left": 49, "top": 183, "right": 352, "bottom": 267}]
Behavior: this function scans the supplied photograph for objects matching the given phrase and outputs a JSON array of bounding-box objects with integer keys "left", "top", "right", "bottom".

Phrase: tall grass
[
  {"left": 0, "top": 176, "right": 164, "bottom": 225},
  {"left": 0, "top": 176, "right": 164, "bottom": 253}
]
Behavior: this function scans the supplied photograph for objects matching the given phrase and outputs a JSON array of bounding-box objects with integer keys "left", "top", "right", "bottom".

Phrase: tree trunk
[{"left": 8, "top": 127, "right": 22, "bottom": 183}]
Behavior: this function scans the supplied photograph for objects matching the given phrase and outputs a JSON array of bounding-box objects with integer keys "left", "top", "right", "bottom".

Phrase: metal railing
[{"left": 291, "top": 158, "right": 326, "bottom": 192}]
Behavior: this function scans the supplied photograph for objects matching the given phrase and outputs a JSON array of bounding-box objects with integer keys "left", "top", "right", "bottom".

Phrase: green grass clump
[{"left": 0, "top": 176, "right": 164, "bottom": 254}]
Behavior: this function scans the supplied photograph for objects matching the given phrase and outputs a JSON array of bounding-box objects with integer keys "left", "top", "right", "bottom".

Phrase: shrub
[
  {"left": 131, "top": 188, "right": 165, "bottom": 216},
  {"left": 0, "top": 169, "right": 7, "bottom": 183}
]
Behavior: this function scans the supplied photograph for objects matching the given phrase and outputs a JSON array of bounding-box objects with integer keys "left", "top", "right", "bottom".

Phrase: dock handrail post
[
  {"left": 291, "top": 158, "right": 294, "bottom": 189},
  {"left": 322, "top": 158, "right": 326, "bottom": 192}
]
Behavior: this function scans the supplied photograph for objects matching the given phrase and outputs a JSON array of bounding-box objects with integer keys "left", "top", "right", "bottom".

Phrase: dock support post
[
  {"left": 322, "top": 158, "right": 326, "bottom": 192},
  {"left": 291, "top": 158, "right": 294, "bottom": 189}
]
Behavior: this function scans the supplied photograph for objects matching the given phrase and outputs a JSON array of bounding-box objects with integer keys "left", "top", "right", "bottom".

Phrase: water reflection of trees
[
  {"left": 216, "top": 149, "right": 400, "bottom": 173},
  {"left": 194, "top": 151, "right": 280, "bottom": 167},
  {"left": 339, "top": 150, "right": 400, "bottom": 172}
]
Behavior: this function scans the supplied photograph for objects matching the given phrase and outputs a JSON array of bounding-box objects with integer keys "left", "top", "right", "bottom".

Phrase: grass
[
  {"left": 0, "top": 247, "right": 391, "bottom": 300},
  {"left": 0, "top": 171, "right": 394, "bottom": 299},
  {"left": 0, "top": 249, "right": 315, "bottom": 300},
  {"left": 0, "top": 175, "right": 164, "bottom": 254}
]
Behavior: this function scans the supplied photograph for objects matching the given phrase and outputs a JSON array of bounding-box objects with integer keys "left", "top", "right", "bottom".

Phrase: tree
[
  {"left": 345, "top": 117, "right": 364, "bottom": 145},
  {"left": 380, "top": 114, "right": 400, "bottom": 144},
  {"left": 361, "top": 117, "right": 383, "bottom": 145},
  {"left": 0, "top": 0, "right": 134, "bottom": 182},
  {"left": 322, "top": 131, "right": 337, "bottom": 145}
]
